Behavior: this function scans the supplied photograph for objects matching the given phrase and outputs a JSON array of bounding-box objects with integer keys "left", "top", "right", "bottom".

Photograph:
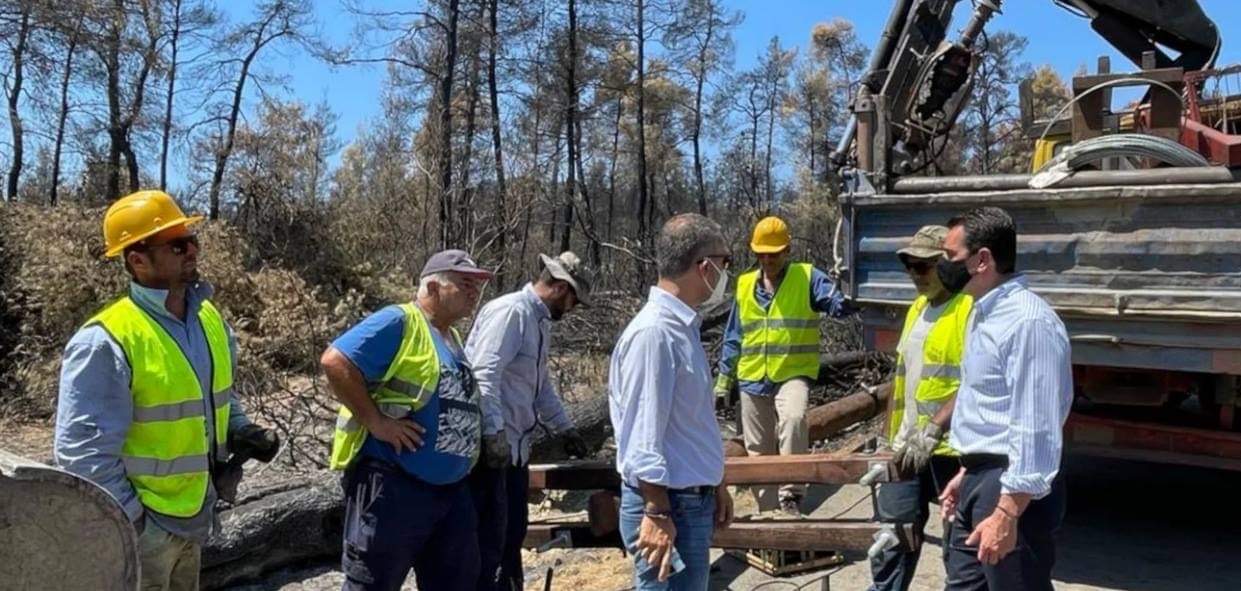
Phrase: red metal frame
[
  {"left": 1179, "top": 66, "right": 1241, "bottom": 166},
  {"left": 1065, "top": 413, "right": 1241, "bottom": 471}
]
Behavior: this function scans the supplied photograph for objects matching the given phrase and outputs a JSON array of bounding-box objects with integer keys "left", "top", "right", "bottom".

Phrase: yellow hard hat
[
  {"left": 750, "top": 216, "right": 790, "bottom": 254},
  {"left": 103, "top": 190, "right": 203, "bottom": 258}
]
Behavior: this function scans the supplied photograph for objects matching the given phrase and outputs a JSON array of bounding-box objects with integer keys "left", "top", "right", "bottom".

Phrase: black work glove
[
  {"left": 562, "top": 428, "right": 590, "bottom": 459},
  {"left": 484, "top": 432, "right": 512, "bottom": 469},
  {"left": 228, "top": 423, "right": 280, "bottom": 463},
  {"left": 214, "top": 460, "right": 245, "bottom": 504}
]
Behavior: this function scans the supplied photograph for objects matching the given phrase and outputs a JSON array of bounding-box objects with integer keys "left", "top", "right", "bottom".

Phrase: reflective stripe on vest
[
  {"left": 86, "top": 296, "right": 233, "bottom": 518},
  {"left": 329, "top": 303, "right": 444, "bottom": 470},
  {"left": 735, "top": 263, "right": 821, "bottom": 383},
  {"left": 889, "top": 293, "right": 972, "bottom": 457}
]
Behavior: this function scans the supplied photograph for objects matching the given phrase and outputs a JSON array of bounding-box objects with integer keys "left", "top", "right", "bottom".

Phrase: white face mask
[{"left": 699, "top": 259, "right": 730, "bottom": 310}]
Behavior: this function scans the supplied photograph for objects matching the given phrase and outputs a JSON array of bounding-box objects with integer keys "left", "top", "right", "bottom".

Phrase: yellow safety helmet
[
  {"left": 750, "top": 216, "right": 790, "bottom": 254},
  {"left": 103, "top": 190, "right": 203, "bottom": 258}
]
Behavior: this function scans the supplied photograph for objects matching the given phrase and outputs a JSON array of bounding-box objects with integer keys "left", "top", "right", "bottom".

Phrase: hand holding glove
[
  {"left": 892, "top": 422, "right": 943, "bottom": 478},
  {"left": 484, "top": 432, "right": 512, "bottom": 469},
  {"left": 562, "top": 428, "right": 590, "bottom": 459},
  {"left": 713, "top": 374, "right": 735, "bottom": 410},
  {"left": 228, "top": 423, "right": 280, "bottom": 463}
]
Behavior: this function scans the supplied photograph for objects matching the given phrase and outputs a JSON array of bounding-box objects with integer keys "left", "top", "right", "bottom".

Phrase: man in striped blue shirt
[{"left": 935, "top": 207, "right": 1073, "bottom": 591}]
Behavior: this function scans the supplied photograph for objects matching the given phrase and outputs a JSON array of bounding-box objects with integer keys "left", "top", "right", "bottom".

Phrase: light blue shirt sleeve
[
  {"left": 616, "top": 327, "right": 677, "bottom": 486},
  {"left": 809, "top": 267, "right": 854, "bottom": 318},
  {"left": 331, "top": 305, "right": 406, "bottom": 383},
  {"left": 999, "top": 318, "right": 1073, "bottom": 498},
  {"left": 465, "top": 305, "right": 522, "bottom": 435},
  {"left": 54, "top": 326, "right": 144, "bottom": 523},
  {"left": 535, "top": 355, "right": 573, "bottom": 434},
  {"left": 716, "top": 301, "right": 743, "bottom": 380}
]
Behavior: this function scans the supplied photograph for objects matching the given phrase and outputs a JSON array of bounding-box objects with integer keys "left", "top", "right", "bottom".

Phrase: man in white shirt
[
  {"left": 937, "top": 207, "right": 1073, "bottom": 590},
  {"left": 610, "top": 213, "right": 735, "bottom": 590}
]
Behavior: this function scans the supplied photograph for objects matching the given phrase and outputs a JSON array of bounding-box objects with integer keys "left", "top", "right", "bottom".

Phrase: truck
[{"left": 838, "top": 0, "right": 1241, "bottom": 471}]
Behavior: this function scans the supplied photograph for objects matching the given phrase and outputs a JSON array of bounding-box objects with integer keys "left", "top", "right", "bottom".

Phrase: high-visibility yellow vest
[
  {"left": 86, "top": 297, "right": 233, "bottom": 518},
  {"left": 736, "top": 263, "right": 821, "bottom": 383},
  {"left": 330, "top": 303, "right": 447, "bottom": 470},
  {"left": 888, "top": 293, "right": 972, "bottom": 457}
]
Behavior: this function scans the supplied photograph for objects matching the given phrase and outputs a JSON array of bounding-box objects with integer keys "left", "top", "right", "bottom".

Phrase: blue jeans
[
  {"left": 869, "top": 455, "right": 960, "bottom": 591},
  {"left": 619, "top": 484, "right": 716, "bottom": 591},
  {"left": 340, "top": 458, "right": 480, "bottom": 591}
]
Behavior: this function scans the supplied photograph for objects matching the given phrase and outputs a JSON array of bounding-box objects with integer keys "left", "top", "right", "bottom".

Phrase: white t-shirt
[{"left": 892, "top": 300, "right": 947, "bottom": 449}]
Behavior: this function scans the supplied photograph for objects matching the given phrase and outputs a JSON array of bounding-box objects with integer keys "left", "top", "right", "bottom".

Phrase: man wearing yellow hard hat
[
  {"left": 714, "top": 215, "right": 855, "bottom": 515},
  {"left": 54, "top": 190, "right": 278, "bottom": 591}
]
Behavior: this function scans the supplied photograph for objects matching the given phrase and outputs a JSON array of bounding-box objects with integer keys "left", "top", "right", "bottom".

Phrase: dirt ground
[
  {"left": 10, "top": 420, "right": 1241, "bottom": 591},
  {"left": 224, "top": 453, "right": 1241, "bottom": 591}
]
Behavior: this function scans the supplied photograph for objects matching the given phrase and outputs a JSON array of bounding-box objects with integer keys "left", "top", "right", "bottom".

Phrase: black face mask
[{"left": 936, "top": 256, "right": 972, "bottom": 294}]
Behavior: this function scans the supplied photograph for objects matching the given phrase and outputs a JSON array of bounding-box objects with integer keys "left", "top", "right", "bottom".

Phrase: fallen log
[
  {"left": 722, "top": 382, "right": 891, "bottom": 457},
  {"left": 202, "top": 472, "right": 342, "bottom": 589},
  {"left": 808, "top": 382, "right": 891, "bottom": 442},
  {"left": 528, "top": 392, "right": 611, "bottom": 463}
]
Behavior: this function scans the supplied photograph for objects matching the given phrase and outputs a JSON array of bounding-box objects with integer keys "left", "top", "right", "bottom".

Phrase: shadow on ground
[{"left": 1051, "top": 455, "right": 1241, "bottom": 591}]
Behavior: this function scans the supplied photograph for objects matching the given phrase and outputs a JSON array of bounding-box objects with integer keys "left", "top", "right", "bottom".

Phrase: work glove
[
  {"left": 228, "top": 423, "right": 280, "bottom": 463},
  {"left": 484, "top": 432, "right": 512, "bottom": 469},
  {"left": 892, "top": 422, "right": 943, "bottom": 478},
  {"left": 215, "top": 424, "right": 281, "bottom": 505},
  {"left": 562, "top": 428, "right": 590, "bottom": 459},
  {"left": 214, "top": 461, "right": 244, "bottom": 505},
  {"left": 713, "top": 374, "right": 735, "bottom": 410}
]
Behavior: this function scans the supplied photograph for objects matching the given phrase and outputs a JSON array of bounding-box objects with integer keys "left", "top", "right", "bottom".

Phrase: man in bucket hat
[{"left": 465, "top": 252, "right": 593, "bottom": 590}]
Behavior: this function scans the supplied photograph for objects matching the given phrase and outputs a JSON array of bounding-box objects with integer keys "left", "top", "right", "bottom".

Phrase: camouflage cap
[{"left": 897, "top": 225, "right": 948, "bottom": 261}]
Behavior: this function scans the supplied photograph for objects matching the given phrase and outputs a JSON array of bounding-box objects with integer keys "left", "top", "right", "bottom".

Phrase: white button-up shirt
[
  {"left": 465, "top": 284, "right": 574, "bottom": 465},
  {"left": 609, "top": 286, "right": 725, "bottom": 489},
  {"left": 948, "top": 275, "right": 1074, "bottom": 498}
]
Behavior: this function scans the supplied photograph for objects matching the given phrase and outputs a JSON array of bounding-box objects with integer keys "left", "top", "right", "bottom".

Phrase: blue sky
[{"left": 241, "top": 0, "right": 1241, "bottom": 152}]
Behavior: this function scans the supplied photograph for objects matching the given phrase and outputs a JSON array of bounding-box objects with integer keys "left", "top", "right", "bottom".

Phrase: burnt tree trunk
[
  {"left": 436, "top": 0, "right": 462, "bottom": 247},
  {"left": 486, "top": 0, "right": 508, "bottom": 285},
  {"left": 635, "top": 0, "right": 649, "bottom": 239},
  {"left": 5, "top": 8, "right": 30, "bottom": 202},
  {"left": 51, "top": 24, "right": 80, "bottom": 206},
  {"left": 159, "top": 0, "right": 183, "bottom": 190}
]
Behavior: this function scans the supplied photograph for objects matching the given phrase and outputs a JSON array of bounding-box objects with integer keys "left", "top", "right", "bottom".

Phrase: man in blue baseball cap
[{"left": 322, "top": 249, "right": 493, "bottom": 591}]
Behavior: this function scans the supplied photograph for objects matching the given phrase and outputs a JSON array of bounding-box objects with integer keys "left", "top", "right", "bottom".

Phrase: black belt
[
  {"left": 960, "top": 453, "right": 1008, "bottom": 471},
  {"left": 668, "top": 485, "right": 716, "bottom": 496}
]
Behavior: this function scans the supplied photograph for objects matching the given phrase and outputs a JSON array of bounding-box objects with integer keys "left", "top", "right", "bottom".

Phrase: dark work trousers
[
  {"left": 869, "top": 455, "right": 962, "bottom": 591},
  {"left": 471, "top": 462, "right": 530, "bottom": 591},
  {"left": 944, "top": 456, "right": 1067, "bottom": 591},
  {"left": 340, "top": 458, "right": 480, "bottom": 591}
]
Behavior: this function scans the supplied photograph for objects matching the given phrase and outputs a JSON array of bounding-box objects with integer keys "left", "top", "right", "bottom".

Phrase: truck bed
[{"left": 843, "top": 180, "right": 1241, "bottom": 375}]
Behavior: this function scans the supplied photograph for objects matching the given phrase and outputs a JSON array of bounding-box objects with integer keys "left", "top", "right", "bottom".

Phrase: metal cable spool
[{"left": 1030, "top": 133, "right": 1211, "bottom": 188}]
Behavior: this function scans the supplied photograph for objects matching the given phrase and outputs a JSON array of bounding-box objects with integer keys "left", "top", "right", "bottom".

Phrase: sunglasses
[
  {"left": 140, "top": 234, "right": 199, "bottom": 256},
  {"left": 903, "top": 260, "right": 936, "bottom": 274}
]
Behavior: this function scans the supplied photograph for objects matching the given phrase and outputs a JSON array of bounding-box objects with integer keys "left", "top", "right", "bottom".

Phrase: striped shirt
[{"left": 948, "top": 274, "right": 1073, "bottom": 498}]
